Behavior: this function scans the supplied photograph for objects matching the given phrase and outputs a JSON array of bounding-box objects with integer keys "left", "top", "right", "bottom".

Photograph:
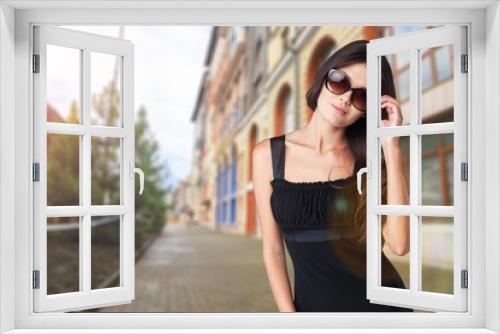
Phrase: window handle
[
  {"left": 130, "top": 162, "right": 145, "bottom": 195},
  {"left": 356, "top": 163, "right": 371, "bottom": 195}
]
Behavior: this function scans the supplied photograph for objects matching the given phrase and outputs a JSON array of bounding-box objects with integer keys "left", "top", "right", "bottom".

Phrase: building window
[
  {"left": 215, "top": 169, "right": 221, "bottom": 224},
  {"left": 284, "top": 89, "right": 294, "bottom": 132},
  {"left": 222, "top": 161, "right": 228, "bottom": 223},
  {"left": 229, "top": 147, "right": 238, "bottom": 225}
]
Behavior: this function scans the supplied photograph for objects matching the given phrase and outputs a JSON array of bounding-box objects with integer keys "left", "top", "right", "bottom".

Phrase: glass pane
[
  {"left": 435, "top": 46, "right": 453, "bottom": 81},
  {"left": 380, "top": 51, "right": 410, "bottom": 127},
  {"left": 91, "top": 137, "right": 121, "bottom": 205},
  {"left": 420, "top": 45, "right": 454, "bottom": 124},
  {"left": 380, "top": 215, "right": 410, "bottom": 290},
  {"left": 380, "top": 136, "right": 410, "bottom": 205},
  {"left": 421, "top": 216, "right": 454, "bottom": 294},
  {"left": 91, "top": 52, "right": 121, "bottom": 127},
  {"left": 47, "top": 134, "right": 80, "bottom": 206},
  {"left": 47, "top": 216, "right": 80, "bottom": 294},
  {"left": 91, "top": 215, "right": 121, "bottom": 289},
  {"left": 392, "top": 26, "right": 427, "bottom": 35},
  {"left": 46, "top": 44, "right": 81, "bottom": 124},
  {"left": 421, "top": 134, "right": 454, "bottom": 206}
]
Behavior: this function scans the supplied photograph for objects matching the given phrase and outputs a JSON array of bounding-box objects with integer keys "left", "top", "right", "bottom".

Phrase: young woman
[{"left": 251, "top": 40, "right": 412, "bottom": 312}]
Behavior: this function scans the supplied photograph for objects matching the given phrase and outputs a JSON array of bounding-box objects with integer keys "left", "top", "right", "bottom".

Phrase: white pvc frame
[
  {"left": 366, "top": 25, "right": 468, "bottom": 312},
  {"left": 0, "top": 1, "right": 498, "bottom": 333},
  {"left": 32, "top": 25, "right": 135, "bottom": 312}
]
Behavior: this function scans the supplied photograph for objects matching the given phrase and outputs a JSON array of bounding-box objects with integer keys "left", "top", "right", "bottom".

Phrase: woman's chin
[{"left": 320, "top": 112, "right": 346, "bottom": 127}]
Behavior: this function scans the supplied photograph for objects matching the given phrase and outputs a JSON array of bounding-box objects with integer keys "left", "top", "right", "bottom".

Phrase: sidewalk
[{"left": 96, "top": 223, "right": 294, "bottom": 312}]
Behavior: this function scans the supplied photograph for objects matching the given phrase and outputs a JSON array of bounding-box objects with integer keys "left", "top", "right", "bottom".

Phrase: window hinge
[
  {"left": 461, "top": 54, "right": 468, "bottom": 73},
  {"left": 33, "top": 270, "right": 40, "bottom": 289},
  {"left": 461, "top": 269, "right": 468, "bottom": 289},
  {"left": 32, "top": 54, "right": 40, "bottom": 73},
  {"left": 33, "top": 162, "right": 40, "bottom": 182},
  {"left": 461, "top": 162, "right": 468, "bottom": 181}
]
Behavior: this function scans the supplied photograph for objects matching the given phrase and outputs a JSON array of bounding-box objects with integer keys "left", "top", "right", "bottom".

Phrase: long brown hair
[{"left": 305, "top": 40, "right": 396, "bottom": 246}]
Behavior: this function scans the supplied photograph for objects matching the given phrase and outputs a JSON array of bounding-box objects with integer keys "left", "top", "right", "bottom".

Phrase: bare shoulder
[
  {"left": 252, "top": 137, "right": 271, "bottom": 165},
  {"left": 252, "top": 137, "right": 273, "bottom": 180}
]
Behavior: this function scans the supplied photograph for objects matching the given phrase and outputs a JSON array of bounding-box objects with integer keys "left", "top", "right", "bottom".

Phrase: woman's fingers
[
  {"left": 379, "top": 95, "right": 404, "bottom": 126},
  {"left": 381, "top": 95, "right": 399, "bottom": 106}
]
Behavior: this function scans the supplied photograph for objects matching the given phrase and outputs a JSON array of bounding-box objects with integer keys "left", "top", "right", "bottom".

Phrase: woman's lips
[{"left": 331, "top": 104, "right": 347, "bottom": 115}]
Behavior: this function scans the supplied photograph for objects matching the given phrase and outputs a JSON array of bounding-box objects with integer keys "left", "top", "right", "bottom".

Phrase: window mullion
[
  {"left": 81, "top": 48, "right": 91, "bottom": 294},
  {"left": 409, "top": 47, "right": 420, "bottom": 294}
]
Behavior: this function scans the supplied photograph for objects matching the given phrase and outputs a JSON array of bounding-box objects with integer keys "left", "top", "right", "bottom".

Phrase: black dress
[{"left": 269, "top": 134, "right": 413, "bottom": 312}]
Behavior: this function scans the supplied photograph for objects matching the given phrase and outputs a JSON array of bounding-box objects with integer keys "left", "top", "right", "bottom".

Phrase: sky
[{"left": 58, "top": 25, "right": 212, "bottom": 188}]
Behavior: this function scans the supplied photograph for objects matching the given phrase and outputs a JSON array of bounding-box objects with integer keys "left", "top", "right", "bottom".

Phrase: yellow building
[
  {"left": 190, "top": 26, "right": 378, "bottom": 237},
  {"left": 190, "top": 25, "right": 453, "bottom": 247}
]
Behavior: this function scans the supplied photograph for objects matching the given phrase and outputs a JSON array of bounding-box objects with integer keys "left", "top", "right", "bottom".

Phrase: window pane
[
  {"left": 421, "top": 216, "right": 454, "bottom": 294},
  {"left": 397, "top": 69, "right": 410, "bottom": 102},
  {"left": 380, "top": 136, "right": 410, "bottom": 205},
  {"left": 446, "top": 152, "right": 454, "bottom": 204},
  {"left": 421, "top": 134, "right": 454, "bottom": 206},
  {"left": 91, "top": 215, "right": 121, "bottom": 289},
  {"left": 47, "top": 216, "right": 80, "bottom": 295},
  {"left": 47, "top": 134, "right": 80, "bottom": 206},
  {"left": 91, "top": 52, "right": 121, "bottom": 127},
  {"left": 380, "top": 215, "right": 410, "bottom": 290},
  {"left": 393, "top": 25, "right": 427, "bottom": 35},
  {"left": 46, "top": 44, "right": 81, "bottom": 124},
  {"left": 420, "top": 45, "right": 454, "bottom": 124},
  {"left": 91, "top": 137, "right": 121, "bottom": 205},
  {"left": 435, "top": 46, "right": 453, "bottom": 81},
  {"left": 420, "top": 54, "right": 433, "bottom": 90},
  {"left": 380, "top": 52, "right": 410, "bottom": 126}
]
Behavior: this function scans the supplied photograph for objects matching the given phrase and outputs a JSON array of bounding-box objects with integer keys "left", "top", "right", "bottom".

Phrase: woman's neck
[{"left": 301, "top": 110, "right": 348, "bottom": 156}]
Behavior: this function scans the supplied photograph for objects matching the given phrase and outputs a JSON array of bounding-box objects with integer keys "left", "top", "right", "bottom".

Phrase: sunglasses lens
[
  {"left": 326, "top": 70, "right": 350, "bottom": 94},
  {"left": 352, "top": 89, "right": 367, "bottom": 111}
]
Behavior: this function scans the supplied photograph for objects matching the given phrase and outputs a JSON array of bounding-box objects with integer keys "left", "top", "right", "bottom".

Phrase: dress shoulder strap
[{"left": 270, "top": 134, "right": 286, "bottom": 180}]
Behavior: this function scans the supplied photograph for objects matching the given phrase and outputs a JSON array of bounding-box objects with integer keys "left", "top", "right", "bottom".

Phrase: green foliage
[
  {"left": 47, "top": 101, "right": 80, "bottom": 207},
  {"left": 134, "top": 105, "right": 171, "bottom": 246},
  {"left": 47, "top": 81, "right": 171, "bottom": 248}
]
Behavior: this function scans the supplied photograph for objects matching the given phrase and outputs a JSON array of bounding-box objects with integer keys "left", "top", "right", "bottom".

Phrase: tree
[
  {"left": 90, "top": 81, "right": 171, "bottom": 248},
  {"left": 134, "top": 105, "right": 171, "bottom": 244},
  {"left": 91, "top": 82, "right": 121, "bottom": 205},
  {"left": 47, "top": 100, "right": 80, "bottom": 209}
]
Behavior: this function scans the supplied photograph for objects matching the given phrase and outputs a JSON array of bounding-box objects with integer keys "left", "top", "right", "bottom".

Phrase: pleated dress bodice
[{"left": 269, "top": 134, "right": 363, "bottom": 242}]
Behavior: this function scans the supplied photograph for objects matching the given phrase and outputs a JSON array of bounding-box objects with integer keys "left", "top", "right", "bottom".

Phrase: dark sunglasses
[{"left": 324, "top": 68, "right": 367, "bottom": 112}]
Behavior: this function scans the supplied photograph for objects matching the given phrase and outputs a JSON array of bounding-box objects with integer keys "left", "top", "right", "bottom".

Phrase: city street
[{"left": 96, "top": 223, "right": 294, "bottom": 313}]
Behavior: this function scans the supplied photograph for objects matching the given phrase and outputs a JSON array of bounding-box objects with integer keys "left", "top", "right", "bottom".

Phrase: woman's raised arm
[{"left": 380, "top": 95, "right": 410, "bottom": 256}]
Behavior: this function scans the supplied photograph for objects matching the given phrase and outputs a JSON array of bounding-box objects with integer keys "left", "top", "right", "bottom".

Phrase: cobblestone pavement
[{"left": 95, "top": 223, "right": 294, "bottom": 313}]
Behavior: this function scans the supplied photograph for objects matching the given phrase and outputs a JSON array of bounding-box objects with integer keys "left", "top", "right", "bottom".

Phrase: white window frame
[
  {"left": 365, "top": 25, "right": 468, "bottom": 312},
  {"left": 32, "top": 25, "right": 136, "bottom": 312},
  {"left": 0, "top": 1, "right": 498, "bottom": 333}
]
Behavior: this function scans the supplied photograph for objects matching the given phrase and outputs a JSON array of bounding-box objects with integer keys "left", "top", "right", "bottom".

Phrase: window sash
[
  {"left": 32, "top": 25, "right": 135, "bottom": 312},
  {"left": 366, "top": 25, "right": 468, "bottom": 312}
]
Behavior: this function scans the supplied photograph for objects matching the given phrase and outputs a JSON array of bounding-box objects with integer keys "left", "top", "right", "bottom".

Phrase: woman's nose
[{"left": 339, "top": 90, "right": 352, "bottom": 106}]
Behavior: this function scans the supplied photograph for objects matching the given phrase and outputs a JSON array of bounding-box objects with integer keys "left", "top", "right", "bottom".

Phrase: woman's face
[{"left": 315, "top": 62, "right": 366, "bottom": 127}]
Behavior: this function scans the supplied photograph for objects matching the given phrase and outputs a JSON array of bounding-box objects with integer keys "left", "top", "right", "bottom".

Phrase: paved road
[{"left": 96, "top": 223, "right": 294, "bottom": 312}]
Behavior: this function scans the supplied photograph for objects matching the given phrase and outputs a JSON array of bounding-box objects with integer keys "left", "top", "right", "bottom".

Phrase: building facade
[
  {"left": 188, "top": 26, "right": 373, "bottom": 237},
  {"left": 187, "top": 25, "right": 454, "bottom": 248}
]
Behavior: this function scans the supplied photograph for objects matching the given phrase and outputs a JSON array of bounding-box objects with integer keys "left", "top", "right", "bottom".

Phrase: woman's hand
[{"left": 380, "top": 95, "right": 403, "bottom": 149}]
